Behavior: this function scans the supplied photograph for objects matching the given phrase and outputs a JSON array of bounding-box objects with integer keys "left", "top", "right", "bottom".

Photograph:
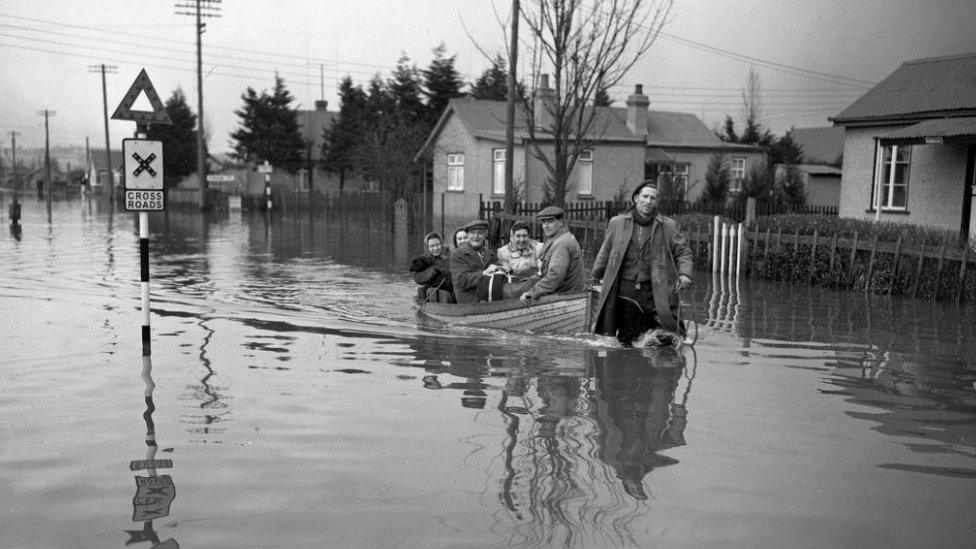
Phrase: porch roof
[{"left": 878, "top": 116, "right": 976, "bottom": 145}]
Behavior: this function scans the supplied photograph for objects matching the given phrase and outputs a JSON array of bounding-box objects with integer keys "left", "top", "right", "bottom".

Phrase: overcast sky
[{"left": 2, "top": 0, "right": 975, "bottom": 154}]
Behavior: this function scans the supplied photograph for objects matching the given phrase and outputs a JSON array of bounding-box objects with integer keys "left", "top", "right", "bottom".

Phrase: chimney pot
[{"left": 635, "top": 84, "right": 643, "bottom": 95}]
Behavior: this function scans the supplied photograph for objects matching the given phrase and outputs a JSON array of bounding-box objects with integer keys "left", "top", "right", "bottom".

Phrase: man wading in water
[{"left": 591, "top": 183, "right": 693, "bottom": 346}]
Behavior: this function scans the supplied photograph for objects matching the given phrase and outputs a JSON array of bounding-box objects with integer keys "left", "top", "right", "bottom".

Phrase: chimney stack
[
  {"left": 534, "top": 74, "right": 556, "bottom": 126},
  {"left": 626, "top": 84, "right": 649, "bottom": 137},
  {"left": 314, "top": 100, "right": 328, "bottom": 112}
]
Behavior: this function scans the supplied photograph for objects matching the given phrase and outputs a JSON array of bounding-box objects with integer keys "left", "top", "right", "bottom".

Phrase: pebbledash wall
[
  {"left": 521, "top": 141, "right": 645, "bottom": 204},
  {"left": 839, "top": 126, "right": 969, "bottom": 232}
]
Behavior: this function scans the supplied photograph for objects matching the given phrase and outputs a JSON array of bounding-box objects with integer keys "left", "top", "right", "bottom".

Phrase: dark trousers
[{"left": 615, "top": 279, "right": 661, "bottom": 345}]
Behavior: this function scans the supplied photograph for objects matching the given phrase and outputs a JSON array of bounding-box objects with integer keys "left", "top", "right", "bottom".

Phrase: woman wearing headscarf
[{"left": 410, "top": 231, "right": 455, "bottom": 303}]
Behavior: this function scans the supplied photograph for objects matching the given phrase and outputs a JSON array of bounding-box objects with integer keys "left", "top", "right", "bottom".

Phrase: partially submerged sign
[
  {"left": 129, "top": 459, "right": 173, "bottom": 471},
  {"left": 123, "top": 138, "right": 165, "bottom": 212},
  {"left": 132, "top": 475, "right": 176, "bottom": 522},
  {"left": 112, "top": 69, "right": 173, "bottom": 125}
]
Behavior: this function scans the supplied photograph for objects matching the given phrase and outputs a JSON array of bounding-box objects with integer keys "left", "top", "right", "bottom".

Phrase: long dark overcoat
[{"left": 590, "top": 211, "right": 692, "bottom": 335}]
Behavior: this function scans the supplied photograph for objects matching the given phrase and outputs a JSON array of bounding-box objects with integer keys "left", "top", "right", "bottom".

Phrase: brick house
[
  {"left": 416, "top": 80, "right": 765, "bottom": 228},
  {"left": 830, "top": 53, "right": 976, "bottom": 239}
]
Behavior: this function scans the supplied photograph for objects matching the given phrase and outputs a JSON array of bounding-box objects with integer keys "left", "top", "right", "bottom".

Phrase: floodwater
[{"left": 2, "top": 194, "right": 975, "bottom": 549}]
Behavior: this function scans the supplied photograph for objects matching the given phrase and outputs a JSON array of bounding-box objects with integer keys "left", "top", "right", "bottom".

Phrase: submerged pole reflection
[{"left": 125, "top": 354, "right": 179, "bottom": 548}]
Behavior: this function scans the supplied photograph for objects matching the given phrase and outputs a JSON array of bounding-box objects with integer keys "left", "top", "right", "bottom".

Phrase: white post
[
  {"left": 712, "top": 215, "right": 720, "bottom": 272},
  {"left": 736, "top": 223, "right": 744, "bottom": 278},
  {"left": 720, "top": 223, "right": 728, "bottom": 274},
  {"left": 139, "top": 211, "right": 150, "bottom": 349},
  {"left": 265, "top": 172, "right": 272, "bottom": 211}
]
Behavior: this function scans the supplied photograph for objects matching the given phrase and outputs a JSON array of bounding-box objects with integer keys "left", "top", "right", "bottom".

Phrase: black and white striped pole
[
  {"left": 259, "top": 160, "right": 273, "bottom": 212},
  {"left": 110, "top": 68, "right": 172, "bottom": 354}
]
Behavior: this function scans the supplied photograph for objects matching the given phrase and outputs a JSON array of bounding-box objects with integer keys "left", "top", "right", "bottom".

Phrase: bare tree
[{"left": 518, "top": 0, "right": 673, "bottom": 206}]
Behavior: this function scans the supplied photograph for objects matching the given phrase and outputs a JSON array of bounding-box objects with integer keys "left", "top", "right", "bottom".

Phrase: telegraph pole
[
  {"left": 504, "top": 0, "right": 520, "bottom": 214},
  {"left": 89, "top": 63, "right": 118, "bottom": 202},
  {"left": 37, "top": 109, "right": 56, "bottom": 222},
  {"left": 175, "top": 0, "right": 221, "bottom": 210},
  {"left": 10, "top": 131, "right": 18, "bottom": 194}
]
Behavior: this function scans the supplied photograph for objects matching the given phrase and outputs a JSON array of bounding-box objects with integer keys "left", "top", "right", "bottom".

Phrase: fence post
[
  {"left": 848, "top": 231, "right": 859, "bottom": 289},
  {"left": 440, "top": 193, "right": 445, "bottom": 239},
  {"left": 745, "top": 197, "right": 756, "bottom": 226},
  {"left": 827, "top": 232, "right": 838, "bottom": 287},
  {"left": 866, "top": 233, "right": 880, "bottom": 293},
  {"left": 736, "top": 223, "right": 744, "bottom": 277},
  {"left": 720, "top": 223, "right": 728, "bottom": 274},
  {"left": 712, "top": 215, "right": 720, "bottom": 272},
  {"left": 934, "top": 235, "right": 949, "bottom": 300},
  {"left": 955, "top": 243, "right": 969, "bottom": 304},
  {"left": 889, "top": 232, "right": 903, "bottom": 296},
  {"left": 911, "top": 236, "right": 926, "bottom": 299},
  {"left": 808, "top": 229, "right": 819, "bottom": 285}
]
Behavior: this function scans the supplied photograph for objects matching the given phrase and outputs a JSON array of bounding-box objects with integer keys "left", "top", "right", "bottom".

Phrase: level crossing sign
[{"left": 123, "top": 138, "right": 165, "bottom": 211}]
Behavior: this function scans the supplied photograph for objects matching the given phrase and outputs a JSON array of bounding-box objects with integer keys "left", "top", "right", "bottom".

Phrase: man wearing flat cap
[
  {"left": 450, "top": 219, "right": 502, "bottom": 303},
  {"left": 591, "top": 183, "right": 692, "bottom": 345},
  {"left": 517, "top": 206, "right": 584, "bottom": 303}
]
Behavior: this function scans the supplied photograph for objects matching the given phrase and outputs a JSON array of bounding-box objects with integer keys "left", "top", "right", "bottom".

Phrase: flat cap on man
[
  {"left": 536, "top": 206, "right": 564, "bottom": 220},
  {"left": 463, "top": 219, "right": 489, "bottom": 232}
]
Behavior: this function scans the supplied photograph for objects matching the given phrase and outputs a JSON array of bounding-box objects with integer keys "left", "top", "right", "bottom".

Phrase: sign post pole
[
  {"left": 111, "top": 68, "right": 172, "bottom": 353},
  {"left": 259, "top": 160, "right": 273, "bottom": 212}
]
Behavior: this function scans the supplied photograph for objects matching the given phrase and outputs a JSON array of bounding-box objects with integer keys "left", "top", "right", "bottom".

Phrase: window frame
[
  {"left": 447, "top": 153, "right": 464, "bottom": 191},
  {"left": 492, "top": 148, "right": 505, "bottom": 196},
  {"left": 578, "top": 149, "right": 594, "bottom": 196},
  {"left": 730, "top": 157, "right": 746, "bottom": 192},
  {"left": 873, "top": 144, "right": 911, "bottom": 211}
]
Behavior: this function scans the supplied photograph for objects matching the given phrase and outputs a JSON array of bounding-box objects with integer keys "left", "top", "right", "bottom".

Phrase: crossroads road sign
[
  {"left": 123, "top": 138, "right": 165, "bottom": 212},
  {"left": 130, "top": 459, "right": 173, "bottom": 471},
  {"left": 124, "top": 139, "right": 164, "bottom": 190},
  {"left": 132, "top": 475, "right": 176, "bottom": 522}
]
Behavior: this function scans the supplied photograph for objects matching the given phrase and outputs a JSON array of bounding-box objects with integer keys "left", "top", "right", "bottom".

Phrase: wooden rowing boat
[{"left": 415, "top": 291, "right": 595, "bottom": 335}]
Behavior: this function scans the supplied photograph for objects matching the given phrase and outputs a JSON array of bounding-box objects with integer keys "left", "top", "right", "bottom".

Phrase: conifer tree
[
  {"left": 146, "top": 88, "right": 198, "bottom": 188},
  {"left": 230, "top": 75, "right": 305, "bottom": 173}
]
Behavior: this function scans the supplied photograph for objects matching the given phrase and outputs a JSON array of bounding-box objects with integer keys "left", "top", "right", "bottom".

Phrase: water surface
[{"left": 1, "top": 195, "right": 974, "bottom": 548}]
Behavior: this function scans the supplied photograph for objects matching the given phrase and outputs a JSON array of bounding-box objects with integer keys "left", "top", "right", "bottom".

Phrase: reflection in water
[
  {"left": 411, "top": 337, "right": 695, "bottom": 547},
  {"left": 126, "top": 355, "right": 178, "bottom": 548},
  {"left": 182, "top": 317, "right": 229, "bottom": 443}
]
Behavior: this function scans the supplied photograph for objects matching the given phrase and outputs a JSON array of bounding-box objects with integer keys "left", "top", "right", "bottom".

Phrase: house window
[
  {"left": 731, "top": 157, "right": 746, "bottom": 191},
  {"left": 667, "top": 164, "right": 690, "bottom": 197},
  {"left": 875, "top": 144, "right": 910, "bottom": 210},
  {"left": 578, "top": 149, "right": 593, "bottom": 196},
  {"left": 447, "top": 153, "right": 464, "bottom": 191},
  {"left": 492, "top": 149, "right": 505, "bottom": 195}
]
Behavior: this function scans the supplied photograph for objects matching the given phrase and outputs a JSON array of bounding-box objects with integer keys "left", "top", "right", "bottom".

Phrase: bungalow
[
  {"left": 830, "top": 52, "right": 976, "bottom": 239},
  {"left": 415, "top": 79, "right": 765, "bottom": 228},
  {"left": 779, "top": 127, "right": 846, "bottom": 208},
  {"left": 86, "top": 149, "right": 122, "bottom": 192}
]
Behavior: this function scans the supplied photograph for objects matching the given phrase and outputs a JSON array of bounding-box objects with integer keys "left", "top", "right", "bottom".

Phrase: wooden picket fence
[{"left": 481, "top": 208, "right": 976, "bottom": 303}]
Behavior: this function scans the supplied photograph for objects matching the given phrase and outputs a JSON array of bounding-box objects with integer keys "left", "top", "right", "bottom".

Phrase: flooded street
[{"left": 2, "top": 195, "right": 975, "bottom": 548}]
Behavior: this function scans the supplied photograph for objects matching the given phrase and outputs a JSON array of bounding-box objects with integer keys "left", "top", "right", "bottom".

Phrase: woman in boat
[
  {"left": 452, "top": 228, "right": 468, "bottom": 250},
  {"left": 496, "top": 220, "right": 543, "bottom": 282},
  {"left": 410, "top": 231, "right": 455, "bottom": 303}
]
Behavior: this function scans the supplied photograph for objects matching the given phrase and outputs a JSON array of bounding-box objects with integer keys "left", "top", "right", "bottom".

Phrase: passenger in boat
[
  {"left": 516, "top": 206, "right": 584, "bottom": 303},
  {"left": 497, "top": 221, "right": 543, "bottom": 281},
  {"left": 591, "top": 183, "right": 693, "bottom": 346},
  {"left": 410, "top": 231, "right": 455, "bottom": 303},
  {"left": 450, "top": 220, "right": 504, "bottom": 304},
  {"left": 452, "top": 228, "right": 468, "bottom": 249}
]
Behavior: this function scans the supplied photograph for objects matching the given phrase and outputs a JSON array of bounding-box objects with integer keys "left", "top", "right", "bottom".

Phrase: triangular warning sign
[{"left": 111, "top": 68, "right": 172, "bottom": 125}]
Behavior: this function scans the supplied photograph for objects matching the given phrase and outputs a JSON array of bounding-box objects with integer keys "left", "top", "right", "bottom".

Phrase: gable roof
[
  {"left": 790, "top": 126, "right": 845, "bottom": 165},
  {"left": 831, "top": 52, "right": 976, "bottom": 124},
  {"left": 417, "top": 97, "right": 750, "bottom": 160}
]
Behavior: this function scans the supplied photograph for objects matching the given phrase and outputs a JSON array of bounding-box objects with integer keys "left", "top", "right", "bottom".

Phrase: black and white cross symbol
[{"left": 131, "top": 152, "right": 157, "bottom": 177}]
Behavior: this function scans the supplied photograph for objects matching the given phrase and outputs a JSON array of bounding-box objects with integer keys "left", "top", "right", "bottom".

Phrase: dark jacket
[
  {"left": 450, "top": 243, "right": 498, "bottom": 304},
  {"left": 591, "top": 211, "right": 692, "bottom": 334},
  {"left": 524, "top": 225, "right": 584, "bottom": 299},
  {"left": 410, "top": 249, "right": 453, "bottom": 299}
]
